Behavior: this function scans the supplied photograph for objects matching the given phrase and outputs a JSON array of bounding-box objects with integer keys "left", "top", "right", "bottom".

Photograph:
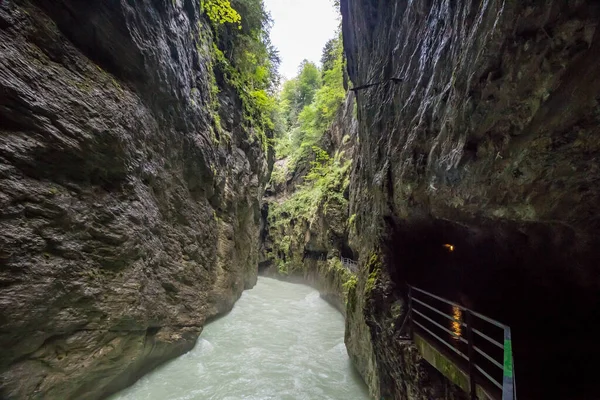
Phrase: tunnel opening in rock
[
  {"left": 340, "top": 242, "right": 355, "bottom": 260},
  {"left": 383, "top": 216, "right": 600, "bottom": 399}
]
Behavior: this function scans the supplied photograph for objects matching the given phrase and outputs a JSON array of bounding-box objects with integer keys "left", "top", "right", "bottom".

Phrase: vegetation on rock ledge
[{"left": 202, "top": 0, "right": 280, "bottom": 150}]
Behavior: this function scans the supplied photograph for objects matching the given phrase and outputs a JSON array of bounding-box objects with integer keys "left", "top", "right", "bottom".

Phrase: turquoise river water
[{"left": 109, "top": 277, "right": 370, "bottom": 400}]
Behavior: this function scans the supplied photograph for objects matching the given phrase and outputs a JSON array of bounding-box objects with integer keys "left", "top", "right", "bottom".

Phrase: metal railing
[
  {"left": 340, "top": 257, "right": 358, "bottom": 272},
  {"left": 408, "top": 286, "right": 516, "bottom": 400}
]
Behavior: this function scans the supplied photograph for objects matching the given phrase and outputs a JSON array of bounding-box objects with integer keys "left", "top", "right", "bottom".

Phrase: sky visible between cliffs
[{"left": 264, "top": 0, "right": 340, "bottom": 79}]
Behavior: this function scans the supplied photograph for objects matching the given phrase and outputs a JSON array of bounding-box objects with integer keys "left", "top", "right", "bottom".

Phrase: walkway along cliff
[{"left": 340, "top": 0, "right": 600, "bottom": 399}]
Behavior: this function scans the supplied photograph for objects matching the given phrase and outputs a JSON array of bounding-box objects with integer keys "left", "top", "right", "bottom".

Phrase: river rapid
[{"left": 109, "top": 277, "right": 369, "bottom": 400}]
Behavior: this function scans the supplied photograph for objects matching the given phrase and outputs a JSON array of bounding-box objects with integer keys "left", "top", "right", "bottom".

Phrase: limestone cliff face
[
  {"left": 0, "top": 1, "right": 268, "bottom": 399},
  {"left": 341, "top": 0, "right": 600, "bottom": 399}
]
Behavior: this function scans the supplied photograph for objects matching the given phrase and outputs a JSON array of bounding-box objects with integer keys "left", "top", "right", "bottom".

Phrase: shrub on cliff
[
  {"left": 202, "top": 0, "right": 241, "bottom": 26},
  {"left": 202, "top": 0, "right": 280, "bottom": 150}
]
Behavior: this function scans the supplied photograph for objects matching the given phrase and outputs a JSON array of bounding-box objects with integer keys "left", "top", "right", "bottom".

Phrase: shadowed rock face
[
  {"left": 0, "top": 0, "right": 268, "bottom": 399},
  {"left": 341, "top": 0, "right": 600, "bottom": 399}
]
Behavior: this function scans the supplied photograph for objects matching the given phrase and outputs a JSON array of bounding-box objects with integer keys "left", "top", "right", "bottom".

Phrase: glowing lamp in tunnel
[{"left": 443, "top": 244, "right": 455, "bottom": 252}]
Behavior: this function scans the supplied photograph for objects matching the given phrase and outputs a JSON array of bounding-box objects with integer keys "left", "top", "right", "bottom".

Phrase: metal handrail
[
  {"left": 413, "top": 319, "right": 469, "bottom": 361},
  {"left": 411, "top": 286, "right": 510, "bottom": 327},
  {"left": 340, "top": 257, "right": 358, "bottom": 272},
  {"left": 340, "top": 256, "right": 357, "bottom": 265},
  {"left": 412, "top": 296, "right": 467, "bottom": 326},
  {"left": 412, "top": 308, "right": 468, "bottom": 343},
  {"left": 408, "top": 285, "right": 517, "bottom": 400},
  {"left": 473, "top": 327, "right": 504, "bottom": 349}
]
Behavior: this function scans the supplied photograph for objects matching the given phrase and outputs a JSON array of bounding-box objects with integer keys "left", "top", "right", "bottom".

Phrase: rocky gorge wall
[
  {"left": 0, "top": 1, "right": 269, "bottom": 399},
  {"left": 341, "top": 0, "right": 600, "bottom": 399}
]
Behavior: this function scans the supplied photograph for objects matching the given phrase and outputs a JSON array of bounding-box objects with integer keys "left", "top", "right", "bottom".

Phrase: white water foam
[{"left": 109, "top": 277, "right": 369, "bottom": 400}]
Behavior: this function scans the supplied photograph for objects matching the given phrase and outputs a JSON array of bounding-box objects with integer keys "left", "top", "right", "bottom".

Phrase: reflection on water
[{"left": 451, "top": 305, "right": 463, "bottom": 340}]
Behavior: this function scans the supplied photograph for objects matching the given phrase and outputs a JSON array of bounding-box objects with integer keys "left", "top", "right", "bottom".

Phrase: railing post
[
  {"left": 502, "top": 327, "right": 515, "bottom": 400},
  {"left": 407, "top": 286, "right": 413, "bottom": 338},
  {"left": 465, "top": 310, "right": 477, "bottom": 400}
]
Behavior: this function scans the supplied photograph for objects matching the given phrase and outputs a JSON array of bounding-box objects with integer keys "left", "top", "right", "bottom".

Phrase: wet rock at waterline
[{"left": 0, "top": 1, "right": 268, "bottom": 398}]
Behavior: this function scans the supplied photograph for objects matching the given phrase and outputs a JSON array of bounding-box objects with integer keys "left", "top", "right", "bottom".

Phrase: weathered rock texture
[
  {"left": 341, "top": 0, "right": 600, "bottom": 399},
  {"left": 259, "top": 94, "right": 357, "bottom": 313},
  {"left": 0, "top": 0, "right": 268, "bottom": 399}
]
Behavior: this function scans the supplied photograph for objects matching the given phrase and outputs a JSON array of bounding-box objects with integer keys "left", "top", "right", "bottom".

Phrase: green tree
[
  {"left": 270, "top": 32, "right": 346, "bottom": 169},
  {"left": 280, "top": 77, "right": 300, "bottom": 128},
  {"left": 295, "top": 60, "right": 321, "bottom": 109},
  {"left": 278, "top": 61, "right": 321, "bottom": 132},
  {"left": 321, "top": 38, "right": 338, "bottom": 73},
  {"left": 312, "top": 32, "right": 345, "bottom": 132}
]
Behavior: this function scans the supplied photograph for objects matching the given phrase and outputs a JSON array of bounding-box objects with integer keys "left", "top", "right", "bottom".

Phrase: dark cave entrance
[
  {"left": 340, "top": 242, "right": 356, "bottom": 260},
  {"left": 383, "top": 216, "right": 600, "bottom": 400}
]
